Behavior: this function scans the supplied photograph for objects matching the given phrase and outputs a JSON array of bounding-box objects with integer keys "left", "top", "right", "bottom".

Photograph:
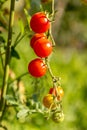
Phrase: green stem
[
  {"left": 0, "top": 0, "right": 15, "bottom": 118},
  {"left": 52, "top": 0, "right": 55, "bottom": 16},
  {"left": 13, "top": 32, "right": 21, "bottom": 48},
  {"left": 49, "top": 24, "right": 55, "bottom": 46},
  {"left": 45, "top": 57, "right": 54, "bottom": 78},
  {"left": 14, "top": 32, "right": 26, "bottom": 48},
  {"left": 50, "top": 0, "right": 55, "bottom": 46},
  {"left": 45, "top": 57, "right": 60, "bottom": 86},
  {"left": 0, "top": 47, "right": 4, "bottom": 69},
  {"left": 9, "top": 72, "right": 28, "bottom": 85}
]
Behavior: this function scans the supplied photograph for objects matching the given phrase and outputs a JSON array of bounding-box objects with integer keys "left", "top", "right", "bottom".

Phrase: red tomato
[
  {"left": 33, "top": 38, "right": 52, "bottom": 58},
  {"left": 28, "top": 58, "right": 47, "bottom": 77},
  {"left": 49, "top": 86, "right": 64, "bottom": 100},
  {"left": 30, "top": 33, "right": 46, "bottom": 48},
  {"left": 30, "top": 12, "right": 50, "bottom": 33}
]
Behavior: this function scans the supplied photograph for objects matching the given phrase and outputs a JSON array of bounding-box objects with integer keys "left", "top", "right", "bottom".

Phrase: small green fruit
[{"left": 52, "top": 111, "right": 64, "bottom": 123}]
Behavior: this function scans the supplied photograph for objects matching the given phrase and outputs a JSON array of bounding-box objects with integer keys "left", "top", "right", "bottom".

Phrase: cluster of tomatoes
[
  {"left": 43, "top": 86, "right": 64, "bottom": 122},
  {"left": 43, "top": 86, "right": 64, "bottom": 108},
  {"left": 28, "top": 11, "right": 64, "bottom": 123},
  {"left": 28, "top": 12, "right": 52, "bottom": 77}
]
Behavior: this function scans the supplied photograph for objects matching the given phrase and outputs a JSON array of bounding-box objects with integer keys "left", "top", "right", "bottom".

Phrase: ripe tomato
[
  {"left": 43, "top": 94, "right": 55, "bottom": 108},
  {"left": 49, "top": 86, "right": 64, "bottom": 100},
  {"left": 52, "top": 111, "right": 64, "bottom": 123},
  {"left": 30, "top": 12, "right": 50, "bottom": 33},
  {"left": 28, "top": 58, "right": 47, "bottom": 77},
  {"left": 33, "top": 38, "right": 52, "bottom": 58},
  {"left": 30, "top": 33, "right": 46, "bottom": 48}
]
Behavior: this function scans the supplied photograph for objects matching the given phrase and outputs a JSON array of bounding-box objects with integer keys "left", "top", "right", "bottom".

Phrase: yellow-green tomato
[{"left": 52, "top": 111, "right": 64, "bottom": 123}]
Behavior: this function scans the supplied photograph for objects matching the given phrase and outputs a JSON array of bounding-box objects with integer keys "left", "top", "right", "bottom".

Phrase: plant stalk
[
  {"left": 52, "top": 0, "right": 55, "bottom": 16},
  {"left": 0, "top": 0, "right": 15, "bottom": 116}
]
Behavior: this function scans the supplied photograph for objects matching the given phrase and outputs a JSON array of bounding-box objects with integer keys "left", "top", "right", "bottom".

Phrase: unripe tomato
[
  {"left": 43, "top": 94, "right": 55, "bottom": 108},
  {"left": 30, "top": 12, "right": 50, "bottom": 33},
  {"left": 49, "top": 86, "right": 64, "bottom": 100},
  {"left": 28, "top": 58, "right": 47, "bottom": 77},
  {"left": 33, "top": 38, "right": 52, "bottom": 58},
  {"left": 30, "top": 33, "right": 46, "bottom": 48},
  {"left": 52, "top": 111, "right": 64, "bottom": 123}
]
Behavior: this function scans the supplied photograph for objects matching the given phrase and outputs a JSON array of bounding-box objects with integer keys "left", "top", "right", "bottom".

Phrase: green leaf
[
  {"left": 17, "top": 108, "right": 29, "bottom": 118},
  {"left": 4, "top": 95, "right": 18, "bottom": 106},
  {"left": 11, "top": 46, "right": 20, "bottom": 59},
  {"left": 18, "top": 19, "right": 24, "bottom": 35}
]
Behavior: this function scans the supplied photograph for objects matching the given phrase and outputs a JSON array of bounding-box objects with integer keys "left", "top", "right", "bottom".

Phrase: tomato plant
[
  {"left": 30, "top": 33, "right": 46, "bottom": 48},
  {"left": 28, "top": 58, "right": 47, "bottom": 77},
  {"left": 33, "top": 37, "right": 53, "bottom": 58},
  {"left": 0, "top": 0, "right": 65, "bottom": 128},
  {"left": 30, "top": 12, "right": 50, "bottom": 33},
  {"left": 49, "top": 86, "right": 64, "bottom": 100}
]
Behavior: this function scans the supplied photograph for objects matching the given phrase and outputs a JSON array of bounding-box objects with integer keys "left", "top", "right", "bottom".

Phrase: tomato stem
[
  {"left": 45, "top": 57, "right": 54, "bottom": 78},
  {"left": 49, "top": 24, "right": 56, "bottom": 47},
  {"left": 45, "top": 57, "right": 60, "bottom": 85},
  {"left": 0, "top": 0, "right": 15, "bottom": 121},
  {"left": 52, "top": 0, "right": 55, "bottom": 17}
]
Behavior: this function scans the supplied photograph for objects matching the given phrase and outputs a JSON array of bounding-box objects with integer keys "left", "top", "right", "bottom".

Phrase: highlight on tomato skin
[
  {"left": 30, "top": 12, "right": 50, "bottom": 33},
  {"left": 28, "top": 58, "right": 47, "bottom": 78},
  {"left": 33, "top": 38, "right": 53, "bottom": 58},
  {"left": 30, "top": 33, "right": 46, "bottom": 48}
]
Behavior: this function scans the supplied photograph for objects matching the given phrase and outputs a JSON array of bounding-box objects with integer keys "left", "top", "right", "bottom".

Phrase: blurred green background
[{"left": 0, "top": 0, "right": 87, "bottom": 130}]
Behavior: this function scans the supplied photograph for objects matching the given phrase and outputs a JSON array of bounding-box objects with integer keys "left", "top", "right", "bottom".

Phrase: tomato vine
[
  {"left": 0, "top": 0, "right": 64, "bottom": 129},
  {"left": 28, "top": 0, "right": 64, "bottom": 123}
]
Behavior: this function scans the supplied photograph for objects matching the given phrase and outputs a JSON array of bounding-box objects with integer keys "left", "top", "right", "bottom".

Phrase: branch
[{"left": 0, "top": 0, "right": 15, "bottom": 119}]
